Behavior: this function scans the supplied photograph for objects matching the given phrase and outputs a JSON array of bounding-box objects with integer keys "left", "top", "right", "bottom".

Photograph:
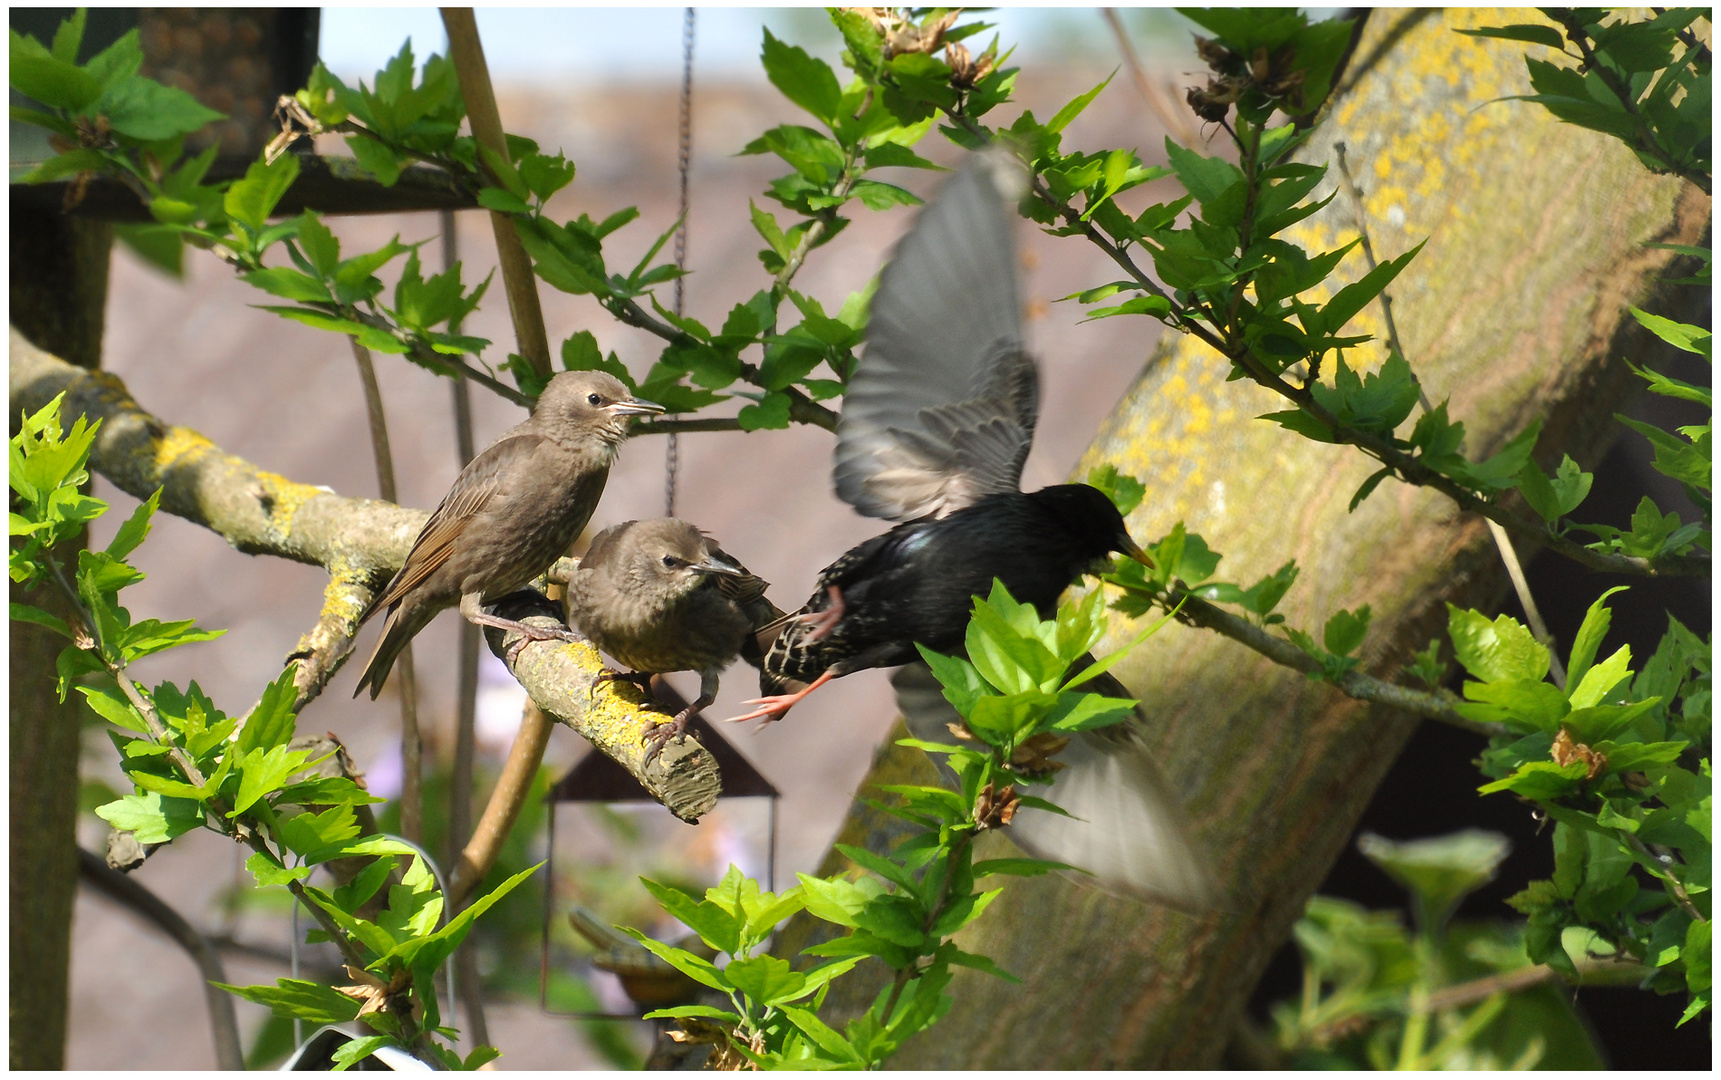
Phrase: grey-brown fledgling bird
[
  {"left": 567, "top": 518, "right": 785, "bottom": 762},
  {"left": 352, "top": 371, "right": 663, "bottom": 699}
]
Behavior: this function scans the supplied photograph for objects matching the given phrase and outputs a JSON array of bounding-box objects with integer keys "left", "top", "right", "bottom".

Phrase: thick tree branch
[
  {"left": 9, "top": 326, "right": 720, "bottom": 821},
  {"left": 442, "top": 7, "right": 553, "bottom": 378},
  {"left": 482, "top": 595, "right": 721, "bottom": 825}
]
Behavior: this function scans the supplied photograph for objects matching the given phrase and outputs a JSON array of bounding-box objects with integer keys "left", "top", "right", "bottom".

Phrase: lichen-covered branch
[
  {"left": 9, "top": 325, "right": 716, "bottom": 823},
  {"left": 480, "top": 593, "right": 721, "bottom": 825}
]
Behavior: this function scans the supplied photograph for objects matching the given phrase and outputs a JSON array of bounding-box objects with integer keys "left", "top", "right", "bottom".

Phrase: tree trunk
[
  {"left": 9, "top": 208, "right": 113, "bottom": 1069},
  {"left": 776, "top": 10, "right": 1708, "bottom": 1067}
]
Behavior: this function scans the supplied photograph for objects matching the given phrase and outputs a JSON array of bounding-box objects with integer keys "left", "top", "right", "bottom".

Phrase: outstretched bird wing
[
  {"left": 361, "top": 433, "right": 548, "bottom": 619},
  {"left": 834, "top": 154, "right": 1040, "bottom": 524}
]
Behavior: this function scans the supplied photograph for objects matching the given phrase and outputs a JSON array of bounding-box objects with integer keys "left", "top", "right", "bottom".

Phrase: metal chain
[{"left": 666, "top": 6, "right": 695, "bottom": 518}]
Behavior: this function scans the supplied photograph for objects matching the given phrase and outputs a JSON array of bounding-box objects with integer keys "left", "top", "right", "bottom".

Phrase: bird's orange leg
[{"left": 726, "top": 669, "right": 836, "bottom": 725}]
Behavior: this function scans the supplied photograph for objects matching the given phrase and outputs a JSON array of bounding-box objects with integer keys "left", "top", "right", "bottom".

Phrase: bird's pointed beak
[
  {"left": 608, "top": 396, "right": 665, "bottom": 417},
  {"left": 1122, "top": 538, "right": 1155, "bottom": 568},
  {"left": 691, "top": 553, "right": 744, "bottom": 576}
]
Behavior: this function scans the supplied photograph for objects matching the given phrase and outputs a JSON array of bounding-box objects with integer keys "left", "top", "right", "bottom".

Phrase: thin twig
[
  {"left": 77, "top": 848, "right": 245, "bottom": 1070},
  {"left": 604, "top": 295, "right": 840, "bottom": 430},
  {"left": 1486, "top": 520, "right": 1567, "bottom": 689},
  {"left": 1423, "top": 957, "right": 1648, "bottom": 1012},
  {"left": 1331, "top": 143, "right": 1422, "bottom": 407},
  {"left": 1100, "top": 9, "right": 1202, "bottom": 147},
  {"left": 952, "top": 116, "right": 1708, "bottom": 579},
  {"left": 449, "top": 700, "right": 553, "bottom": 907},
  {"left": 1547, "top": 10, "right": 1711, "bottom": 195},
  {"left": 1626, "top": 833, "right": 1707, "bottom": 923},
  {"left": 1159, "top": 584, "right": 1504, "bottom": 736},
  {"left": 350, "top": 337, "right": 423, "bottom": 842},
  {"left": 1333, "top": 143, "right": 1566, "bottom": 685},
  {"left": 440, "top": 201, "right": 490, "bottom": 1049}
]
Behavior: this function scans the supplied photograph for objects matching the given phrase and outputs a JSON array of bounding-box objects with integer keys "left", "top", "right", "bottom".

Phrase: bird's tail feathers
[
  {"left": 351, "top": 603, "right": 421, "bottom": 700},
  {"left": 892, "top": 661, "right": 1220, "bottom": 912}
]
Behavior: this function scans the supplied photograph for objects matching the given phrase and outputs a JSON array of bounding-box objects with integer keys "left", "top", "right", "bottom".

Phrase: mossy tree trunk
[
  {"left": 9, "top": 208, "right": 113, "bottom": 1069},
  {"left": 777, "top": 10, "right": 1708, "bottom": 1067}
]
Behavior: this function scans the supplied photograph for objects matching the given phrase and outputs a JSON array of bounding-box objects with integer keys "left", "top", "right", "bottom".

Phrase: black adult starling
[
  {"left": 567, "top": 518, "right": 785, "bottom": 761},
  {"left": 352, "top": 370, "right": 663, "bottom": 699},
  {"left": 732, "top": 153, "right": 1217, "bottom": 909},
  {"left": 732, "top": 153, "right": 1154, "bottom": 723}
]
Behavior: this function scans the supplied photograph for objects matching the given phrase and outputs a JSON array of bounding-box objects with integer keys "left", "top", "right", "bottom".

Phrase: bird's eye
[
  {"left": 661, "top": 555, "right": 679, "bottom": 568},
  {"left": 587, "top": 393, "right": 603, "bottom": 406}
]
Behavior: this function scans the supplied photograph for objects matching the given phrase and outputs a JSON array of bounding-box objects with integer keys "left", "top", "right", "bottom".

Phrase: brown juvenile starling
[
  {"left": 567, "top": 518, "right": 785, "bottom": 762},
  {"left": 730, "top": 152, "right": 1217, "bottom": 909},
  {"left": 351, "top": 371, "right": 663, "bottom": 699}
]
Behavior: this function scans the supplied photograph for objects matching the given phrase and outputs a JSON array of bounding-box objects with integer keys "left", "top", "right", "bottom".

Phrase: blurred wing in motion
[
  {"left": 834, "top": 153, "right": 1040, "bottom": 523},
  {"left": 892, "top": 661, "right": 1220, "bottom": 912}
]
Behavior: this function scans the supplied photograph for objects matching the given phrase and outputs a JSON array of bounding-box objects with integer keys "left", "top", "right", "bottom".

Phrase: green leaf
[
  {"left": 19, "top": 148, "right": 106, "bottom": 185},
  {"left": 1618, "top": 415, "right": 1711, "bottom": 492},
  {"left": 1447, "top": 604, "right": 1551, "bottom": 684},
  {"left": 1629, "top": 306, "right": 1712, "bottom": 358},
  {"left": 102, "top": 488, "right": 159, "bottom": 562},
  {"left": 245, "top": 850, "right": 311, "bottom": 887},
  {"left": 95, "top": 791, "right": 202, "bottom": 844},
  {"left": 1478, "top": 760, "right": 1589, "bottom": 799},
  {"left": 230, "top": 744, "right": 309, "bottom": 817},
  {"left": 1456, "top": 24, "right": 1568, "bottom": 49},
  {"left": 851, "top": 178, "right": 922, "bottom": 211},
  {"left": 224, "top": 154, "right": 302, "bottom": 234},
  {"left": 641, "top": 877, "right": 741, "bottom": 956},
  {"left": 331, "top": 1036, "right": 395, "bottom": 1071},
  {"left": 737, "top": 392, "right": 792, "bottom": 431},
  {"left": 1356, "top": 829, "right": 1512, "bottom": 928},
  {"left": 389, "top": 863, "right": 539, "bottom": 973},
  {"left": 1047, "top": 72, "right": 1114, "bottom": 134},
  {"left": 1568, "top": 644, "right": 1632, "bottom": 710},
  {"left": 294, "top": 211, "right": 340, "bottom": 277},
  {"left": 1323, "top": 605, "right": 1371, "bottom": 657},
  {"left": 1084, "top": 464, "right": 1146, "bottom": 516},
  {"left": 49, "top": 8, "right": 85, "bottom": 63},
  {"left": 619, "top": 929, "right": 731, "bottom": 992},
  {"left": 1566, "top": 586, "right": 1628, "bottom": 692},
  {"left": 724, "top": 954, "right": 807, "bottom": 1006},
  {"left": 519, "top": 151, "right": 576, "bottom": 202},
  {"left": 1457, "top": 678, "right": 1570, "bottom": 733},
  {"left": 100, "top": 75, "right": 225, "bottom": 141},
  {"left": 242, "top": 267, "right": 333, "bottom": 303},
  {"left": 1316, "top": 240, "right": 1426, "bottom": 336},
  {"left": 476, "top": 186, "right": 530, "bottom": 214},
  {"left": 761, "top": 28, "right": 842, "bottom": 124},
  {"left": 10, "top": 30, "right": 101, "bottom": 110},
  {"left": 214, "top": 978, "right": 362, "bottom": 1025},
  {"left": 1163, "top": 137, "right": 1244, "bottom": 204}
]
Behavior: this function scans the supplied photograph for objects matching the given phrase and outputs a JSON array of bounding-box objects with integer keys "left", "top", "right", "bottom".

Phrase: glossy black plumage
[
  {"left": 731, "top": 151, "right": 1217, "bottom": 910},
  {"left": 765, "top": 486, "right": 1145, "bottom": 686}
]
